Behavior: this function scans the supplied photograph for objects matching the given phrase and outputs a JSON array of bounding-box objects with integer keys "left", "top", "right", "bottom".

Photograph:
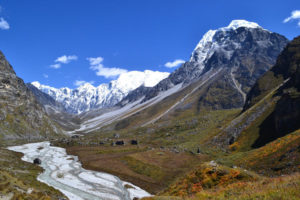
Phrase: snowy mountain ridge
[
  {"left": 189, "top": 20, "right": 266, "bottom": 72},
  {"left": 32, "top": 70, "right": 170, "bottom": 114},
  {"left": 192, "top": 20, "right": 262, "bottom": 52}
]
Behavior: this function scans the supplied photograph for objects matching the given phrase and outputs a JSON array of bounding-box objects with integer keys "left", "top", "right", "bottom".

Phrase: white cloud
[
  {"left": 43, "top": 74, "right": 49, "bottom": 78},
  {"left": 283, "top": 10, "right": 300, "bottom": 27},
  {"left": 0, "top": 18, "right": 9, "bottom": 30},
  {"left": 50, "top": 63, "right": 61, "bottom": 69},
  {"left": 87, "top": 57, "right": 103, "bottom": 65},
  {"left": 87, "top": 57, "right": 128, "bottom": 78},
  {"left": 164, "top": 59, "right": 185, "bottom": 68},
  {"left": 50, "top": 55, "right": 78, "bottom": 69},
  {"left": 74, "top": 80, "right": 95, "bottom": 87},
  {"left": 55, "top": 55, "right": 78, "bottom": 64}
]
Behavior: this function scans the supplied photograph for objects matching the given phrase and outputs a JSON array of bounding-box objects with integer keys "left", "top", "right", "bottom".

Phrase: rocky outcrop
[
  {"left": 0, "top": 51, "right": 62, "bottom": 140},
  {"left": 249, "top": 36, "right": 300, "bottom": 148},
  {"left": 33, "top": 158, "right": 41, "bottom": 165}
]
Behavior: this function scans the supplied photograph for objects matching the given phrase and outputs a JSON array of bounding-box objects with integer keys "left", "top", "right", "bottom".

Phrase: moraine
[{"left": 8, "top": 142, "right": 151, "bottom": 200}]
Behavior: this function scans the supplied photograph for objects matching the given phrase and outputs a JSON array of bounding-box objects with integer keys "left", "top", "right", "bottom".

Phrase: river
[{"left": 8, "top": 142, "right": 151, "bottom": 200}]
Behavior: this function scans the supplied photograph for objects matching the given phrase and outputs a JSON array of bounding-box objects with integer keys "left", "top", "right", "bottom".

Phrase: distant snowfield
[
  {"left": 32, "top": 70, "right": 170, "bottom": 114},
  {"left": 8, "top": 142, "right": 151, "bottom": 200}
]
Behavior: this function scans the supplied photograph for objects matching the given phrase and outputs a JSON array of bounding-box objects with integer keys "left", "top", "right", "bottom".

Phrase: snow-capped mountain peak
[
  {"left": 32, "top": 70, "right": 169, "bottom": 114},
  {"left": 225, "top": 19, "right": 261, "bottom": 30},
  {"left": 190, "top": 19, "right": 266, "bottom": 71},
  {"left": 192, "top": 20, "right": 263, "bottom": 53}
]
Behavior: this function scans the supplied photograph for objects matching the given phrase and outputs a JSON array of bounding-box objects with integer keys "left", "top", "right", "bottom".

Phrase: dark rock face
[
  {"left": 252, "top": 94, "right": 300, "bottom": 148},
  {"left": 215, "top": 36, "right": 300, "bottom": 149},
  {"left": 120, "top": 26, "right": 288, "bottom": 110},
  {"left": 244, "top": 36, "right": 300, "bottom": 110},
  {"left": 0, "top": 51, "right": 62, "bottom": 139},
  {"left": 33, "top": 158, "right": 41, "bottom": 165},
  {"left": 248, "top": 36, "right": 300, "bottom": 148}
]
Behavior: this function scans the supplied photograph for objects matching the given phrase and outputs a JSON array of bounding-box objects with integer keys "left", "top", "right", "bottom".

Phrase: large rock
[{"left": 33, "top": 158, "right": 41, "bottom": 165}]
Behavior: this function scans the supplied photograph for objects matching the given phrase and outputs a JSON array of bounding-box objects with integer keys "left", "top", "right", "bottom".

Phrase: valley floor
[
  {"left": 66, "top": 144, "right": 208, "bottom": 194},
  {"left": 1, "top": 134, "right": 300, "bottom": 200},
  {"left": 59, "top": 107, "right": 300, "bottom": 199},
  {"left": 64, "top": 142, "right": 300, "bottom": 200}
]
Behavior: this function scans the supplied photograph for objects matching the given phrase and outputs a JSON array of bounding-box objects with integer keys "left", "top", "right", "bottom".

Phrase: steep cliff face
[
  {"left": 0, "top": 51, "right": 62, "bottom": 140},
  {"left": 245, "top": 36, "right": 300, "bottom": 148}
]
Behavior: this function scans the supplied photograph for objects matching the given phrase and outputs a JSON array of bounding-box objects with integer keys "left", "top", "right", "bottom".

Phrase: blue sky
[{"left": 0, "top": 0, "right": 299, "bottom": 88}]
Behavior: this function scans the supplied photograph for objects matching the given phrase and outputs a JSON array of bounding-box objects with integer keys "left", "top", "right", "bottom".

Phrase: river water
[{"left": 8, "top": 142, "right": 151, "bottom": 200}]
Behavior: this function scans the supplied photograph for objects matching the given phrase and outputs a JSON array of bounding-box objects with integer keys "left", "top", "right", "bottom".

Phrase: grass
[
  {"left": 121, "top": 156, "right": 165, "bottom": 181},
  {"left": 160, "top": 162, "right": 259, "bottom": 197},
  {"left": 66, "top": 145, "right": 207, "bottom": 194},
  {"left": 228, "top": 102, "right": 277, "bottom": 152},
  {"left": 144, "top": 173, "right": 300, "bottom": 200},
  {"left": 96, "top": 147, "right": 146, "bottom": 154},
  {"left": 219, "top": 129, "right": 300, "bottom": 176},
  {"left": 86, "top": 108, "right": 240, "bottom": 155}
]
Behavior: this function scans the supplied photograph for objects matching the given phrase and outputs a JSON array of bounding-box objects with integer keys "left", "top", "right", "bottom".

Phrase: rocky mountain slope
[
  {"left": 27, "top": 83, "right": 82, "bottom": 132},
  {"left": 120, "top": 20, "right": 288, "bottom": 110},
  {"left": 0, "top": 51, "right": 62, "bottom": 141},
  {"left": 32, "top": 70, "right": 169, "bottom": 114},
  {"left": 211, "top": 36, "right": 300, "bottom": 176},
  {"left": 243, "top": 35, "right": 300, "bottom": 147},
  {"left": 27, "top": 83, "right": 66, "bottom": 113}
]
